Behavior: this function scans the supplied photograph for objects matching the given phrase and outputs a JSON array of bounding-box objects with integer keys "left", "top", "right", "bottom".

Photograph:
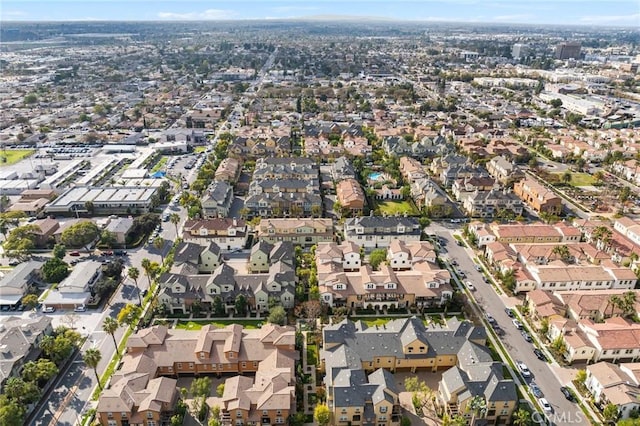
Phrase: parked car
[
  {"left": 42, "top": 306, "right": 56, "bottom": 313},
  {"left": 114, "top": 250, "right": 127, "bottom": 256},
  {"left": 560, "top": 386, "right": 574, "bottom": 401},
  {"left": 517, "top": 361, "right": 531, "bottom": 378},
  {"left": 521, "top": 331, "right": 533, "bottom": 342},
  {"left": 73, "top": 305, "right": 87, "bottom": 312},
  {"left": 465, "top": 281, "right": 475, "bottom": 291},
  {"left": 530, "top": 382, "right": 543, "bottom": 398},
  {"left": 474, "top": 264, "right": 482, "bottom": 271},
  {"left": 485, "top": 313, "right": 496, "bottom": 324},
  {"left": 505, "top": 308, "right": 515, "bottom": 318},
  {"left": 533, "top": 348, "right": 548, "bottom": 362},
  {"left": 69, "top": 251, "right": 81, "bottom": 256},
  {"left": 539, "top": 398, "right": 553, "bottom": 414},
  {"left": 512, "top": 319, "right": 523, "bottom": 330}
]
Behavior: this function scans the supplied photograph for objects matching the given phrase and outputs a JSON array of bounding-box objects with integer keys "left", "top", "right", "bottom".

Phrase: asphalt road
[{"left": 430, "top": 221, "right": 588, "bottom": 426}]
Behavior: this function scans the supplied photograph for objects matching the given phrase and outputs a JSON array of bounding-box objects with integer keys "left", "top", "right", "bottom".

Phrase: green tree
[
  {"left": 551, "top": 245, "right": 572, "bottom": 263},
  {"left": 267, "top": 306, "right": 287, "bottom": 325},
  {"left": 170, "top": 213, "right": 180, "bottom": 236},
  {"left": 102, "top": 316, "right": 120, "bottom": 355},
  {"left": 23, "top": 93, "right": 38, "bottom": 104},
  {"left": 153, "top": 237, "right": 165, "bottom": 263},
  {"left": 118, "top": 303, "right": 142, "bottom": 329},
  {"left": 21, "top": 294, "right": 39, "bottom": 310},
  {"left": 369, "top": 249, "right": 387, "bottom": 270},
  {"left": 41, "top": 257, "right": 70, "bottom": 283},
  {"left": 235, "top": 294, "right": 247, "bottom": 316},
  {"left": 0, "top": 394, "right": 26, "bottom": 426},
  {"left": 512, "top": 408, "right": 532, "bottom": 426},
  {"left": 562, "top": 170, "right": 572, "bottom": 185},
  {"left": 141, "top": 258, "right": 159, "bottom": 288},
  {"left": 314, "top": 403, "right": 331, "bottom": 426},
  {"left": 100, "top": 230, "right": 117, "bottom": 248},
  {"left": 21, "top": 358, "right": 58, "bottom": 384},
  {"left": 603, "top": 403, "right": 619, "bottom": 424},
  {"left": 575, "top": 369, "right": 587, "bottom": 385},
  {"left": 83, "top": 348, "right": 103, "bottom": 389},
  {"left": 191, "top": 376, "right": 212, "bottom": 398},
  {"left": 216, "top": 383, "right": 225, "bottom": 397},
  {"left": 127, "top": 266, "right": 142, "bottom": 305},
  {"left": 60, "top": 221, "right": 100, "bottom": 252},
  {"left": 3, "top": 224, "right": 39, "bottom": 258},
  {"left": 213, "top": 296, "right": 225, "bottom": 316},
  {"left": 4, "top": 377, "right": 40, "bottom": 404},
  {"left": 52, "top": 243, "right": 66, "bottom": 259}
]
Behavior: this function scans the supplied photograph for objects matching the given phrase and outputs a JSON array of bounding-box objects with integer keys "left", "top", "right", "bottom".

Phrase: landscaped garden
[{"left": 175, "top": 319, "right": 263, "bottom": 330}]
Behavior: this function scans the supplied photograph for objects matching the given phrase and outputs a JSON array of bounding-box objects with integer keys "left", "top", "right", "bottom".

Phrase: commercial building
[
  {"left": 45, "top": 185, "right": 160, "bottom": 216},
  {"left": 555, "top": 42, "right": 582, "bottom": 60}
]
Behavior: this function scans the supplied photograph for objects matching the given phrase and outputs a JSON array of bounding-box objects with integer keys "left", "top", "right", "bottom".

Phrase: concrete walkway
[{"left": 301, "top": 330, "right": 318, "bottom": 416}]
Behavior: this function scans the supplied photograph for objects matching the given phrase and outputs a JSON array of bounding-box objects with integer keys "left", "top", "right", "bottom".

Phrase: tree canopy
[{"left": 60, "top": 221, "right": 100, "bottom": 251}]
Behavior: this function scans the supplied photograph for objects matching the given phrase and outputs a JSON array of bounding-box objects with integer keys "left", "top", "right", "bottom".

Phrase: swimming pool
[{"left": 369, "top": 172, "right": 383, "bottom": 181}]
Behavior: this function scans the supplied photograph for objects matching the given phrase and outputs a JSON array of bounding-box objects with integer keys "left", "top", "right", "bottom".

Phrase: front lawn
[
  {"left": 307, "top": 344, "right": 318, "bottom": 366},
  {"left": 375, "top": 199, "right": 419, "bottom": 216},
  {"left": 0, "top": 149, "right": 35, "bottom": 166},
  {"left": 552, "top": 172, "right": 595, "bottom": 187}
]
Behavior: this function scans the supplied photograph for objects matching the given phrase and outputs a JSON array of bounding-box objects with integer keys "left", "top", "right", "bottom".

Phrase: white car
[
  {"left": 512, "top": 319, "right": 523, "bottom": 330},
  {"left": 539, "top": 398, "right": 552, "bottom": 413},
  {"left": 517, "top": 361, "right": 531, "bottom": 378},
  {"left": 73, "top": 305, "right": 87, "bottom": 312},
  {"left": 42, "top": 306, "right": 56, "bottom": 313},
  {"left": 465, "top": 281, "right": 475, "bottom": 291}
]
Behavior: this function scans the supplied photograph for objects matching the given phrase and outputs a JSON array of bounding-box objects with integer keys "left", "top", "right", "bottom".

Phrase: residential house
[
  {"left": 248, "top": 241, "right": 294, "bottom": 274},
  {"left": 0, "top": 315, "right": 53, "bottom": 388},
  {"left": 202, "top": 180, "right": 234, "bottom": 218},
  {"left": 182, "top": 218, "right": 248, "bottom": 251},
  {"left": 171, "top": 241, "right": 221, "bottom": 275},
  {"left": 215, "top": 157, "right": 241, "bottom": 183},
  {"left": 461, "top": 189, "right": 524, "bottom": 218},
  {"left": 514, "top": 177, "right": 562, "bottom": 215},
  {"left": 451, "top": 176, "right": 497, "bottom": 201},
  {"left": 332, "top": 156, "right": 357, "bottom": 181},
  {"left": 0, "top": 260, "right": 43, "bottom": 308},
  {"left": 524, "top": 289, "right": 566, "bottom": 322},
  {"left": 440, "top": 163, "right": 490, "bottom": 188},
  {"left": 386, "top": 240, "right": 437, "bottom": 270},
  {"left": 585, "top": 362, "right": 640, "bottom": 419},
  {"left": 316, "top": 241, "right": 362, "bottom": 280},
  {"left": 256, "top": 218, "right": 334, "bottom": 247},
  {"left": 399, "top": 156, "right": 426, "bottom": 184},
  {"left": 31, "top": 218, "right": 60, "bottom": 247},
  {"left": 43, "top": 260, "right": 102, "bottom": 309},
  {"left": 555, "top": 290, "right": 640, "bottom": 322},
  {"left": 486, "top": 155, "right": 524, "bottom": 186},
  {"left": 549, "top": 317, "right": 640, "bottom": 364},
  {"left": 343, "top": 217, "right": 421, "bottom": 250},
  {"left": 97, "top": 324, "right": 297, "bottom": 426},
  {"left": 336, "top": 179, "right": 366, "bottom": 216},
  {"left": 430, "top": 154, "right": 467, "bottom": 179},
  {"left": 322, "top": 317, "right": 516, "bottom": 425},
  {"left": 103, "top": 217, "right": 134, "bottom": 245}
]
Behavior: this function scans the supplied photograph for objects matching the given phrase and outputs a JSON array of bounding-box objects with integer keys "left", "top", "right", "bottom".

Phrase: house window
[
  {"left": 189, "top": 363, "right": 194, "bottom": 369},
  {"left": 148, "top": 422, "right": 156, "bottom": 426},
  {"left": 237, "top": 411, "right": 243, "bottom": 418},
  {"left": 380, "top": 406, "right": 388, "bottom": 413},
  {"left": 147, "top": 412, "right": 154, "bottom": 419},
  {"left": 107, "top": 412, "right": 113, "bottom": 419},
  {"left": 276, "top": 418, "right": 284, "bottom": 424},
  {"left": 108, "top": 421, "right": 117, "bottom": 426},
  {"left": 242, "top": 362, "right": 247, "bottom": 368},
  {"left": 177, "top": 363, "right": 182, "bottom": 369},
  {"left": 263, "top": 410, "right": 269, "bottom": 415},
  {"left": 200, "top": 352, "right": 205, "bottom": 359}
]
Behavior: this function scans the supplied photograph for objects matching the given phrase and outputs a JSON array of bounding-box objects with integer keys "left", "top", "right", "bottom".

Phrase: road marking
[{"left": 49, "top": 384, "right": 78, "bottom": 426}]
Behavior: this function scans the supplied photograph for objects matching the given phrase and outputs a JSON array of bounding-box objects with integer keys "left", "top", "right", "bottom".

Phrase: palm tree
[
  {"left": 170, "top": 213, "right": 180, "bottom": 236},
  {"left": 468, "top": 395, "right": 487, "bottom": 425},
  {"left": 141, "top": 258, "right": 156, "bottom": 289},
  {"left": 592, "top": 226, "right": 613, "bottom": 251},
  {"left": 83, "top": 348, "right": 103, "bottom": 390},
  {"left": 102, "top": 317, "right": 120, "bottom": 355},
  {"left": 153, "top": 237, "right": 165, "bottom": 264},
  {"left": 128, "top": 266, "right": 142, "bottom": 305},
  {"left": 512, "top": 408, "right": 531, "bottom": 426},
  {"left": 621, "top": 291, "right": 637, "bottom": 318},
  {"left": 608, "top": 294, "right": 623, "bottom": 318},
  {"left": 551, "top": 245, "right": 572, "bottom": 263}
]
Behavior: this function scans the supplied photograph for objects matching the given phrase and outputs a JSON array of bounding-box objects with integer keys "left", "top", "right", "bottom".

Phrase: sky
[{"left": 1, "top": 0, "right": 639, "bottom": 27}]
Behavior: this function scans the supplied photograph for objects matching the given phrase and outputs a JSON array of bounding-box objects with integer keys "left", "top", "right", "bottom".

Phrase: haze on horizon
[{"left": 2, "top": 0, "right": 639, "bottom": 28}]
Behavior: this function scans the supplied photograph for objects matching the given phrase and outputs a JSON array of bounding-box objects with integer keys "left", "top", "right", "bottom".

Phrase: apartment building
[
  {"left": 585, "top": 362, "right": 640, "bottom": 419},
  {"left": 97, "top": 324, "right": 297, "bottom": 426},
  {"left": 182, "top": 218, "right": 248, "bottom": 251},
  {"left": 343, "top": 216, "right": 421, "bottom": 250},
  {"left": 256, "top": 218, "right": 334, "bottom": 247},
  {"left": 513, "top": 177, "right": 562, "bottom": 215}
]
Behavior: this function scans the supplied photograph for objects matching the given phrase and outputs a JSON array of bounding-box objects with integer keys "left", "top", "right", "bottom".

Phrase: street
[{"left": 429, "top": 221, "right": 589, "bottom": 426}]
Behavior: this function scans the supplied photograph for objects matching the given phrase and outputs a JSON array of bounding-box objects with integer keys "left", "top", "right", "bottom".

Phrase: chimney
[{"left": 233, "top": 218, "right": 237, "bottom": 227}]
